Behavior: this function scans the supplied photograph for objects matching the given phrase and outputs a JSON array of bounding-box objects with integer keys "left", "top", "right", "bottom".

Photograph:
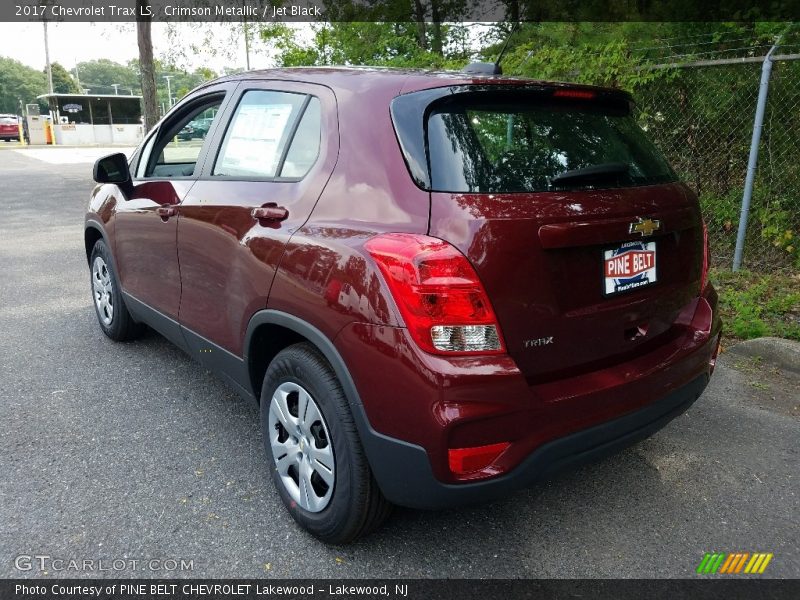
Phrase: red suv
[
  {"left": 86, "top": 68, "right": 721, "bottom": 543},
  {"left": 0, "top": 114, "right": 21, "bottom": 142}
]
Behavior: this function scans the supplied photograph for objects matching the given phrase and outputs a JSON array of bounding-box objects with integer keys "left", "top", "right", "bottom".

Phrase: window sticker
[{"left": 218, "top": 103, "right": 294, "bottom": 176}]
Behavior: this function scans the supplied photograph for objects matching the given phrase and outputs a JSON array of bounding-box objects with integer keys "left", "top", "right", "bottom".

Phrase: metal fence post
[{"left": 733, "top": 43, "right": 779, "bottom": 271}]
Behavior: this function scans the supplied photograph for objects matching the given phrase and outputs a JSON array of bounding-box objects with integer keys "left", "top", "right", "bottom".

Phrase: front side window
[
  {"left": 213, "top": 91, "right": 319, "bottom": 179},
  {"left": 143, "top": 98, "right": 223, "bottom": 179},
  {"left": 426, "top": 92, "right": 677, "bottom": 193}
]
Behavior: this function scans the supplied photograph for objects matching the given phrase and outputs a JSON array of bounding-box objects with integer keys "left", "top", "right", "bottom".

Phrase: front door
[{"left": 114, "top": 85, "right": 233, "bottom": 338}]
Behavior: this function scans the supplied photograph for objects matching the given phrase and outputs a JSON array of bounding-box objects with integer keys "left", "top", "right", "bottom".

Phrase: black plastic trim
[
  {"left": 363, "top": 373, "right": 710, "bottom": 509},
  {"left": 180, "top": 325, "right": 254, "bottom": 401},
  {"left": 106, "top": 301, "right": 712, "bottom": 510},
  {"left": 121, "top": 292, "right": 188, "bottom": 353},
  {"left": 84, "top": 220, "right": 111, "bottom": 263},
  {"left": 120, "top": 291, "right": 254, "bottom": 400},
  {"left": 243, "top": 311, "right": 709, "bottom": 509},
  {"left": 242, "top": 311, "right": 398, "bottom": 484},
  {"left": 243, "top": 311, "right": 364, "bottom": 410}
]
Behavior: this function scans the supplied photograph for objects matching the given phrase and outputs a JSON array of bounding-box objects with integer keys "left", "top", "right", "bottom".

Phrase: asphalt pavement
[{"left": 0, "top": 147, "right": 797, "bottom": 579}]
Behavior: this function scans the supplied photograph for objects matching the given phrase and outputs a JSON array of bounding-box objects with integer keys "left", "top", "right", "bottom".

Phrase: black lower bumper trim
[{"left": 360, "top": 374, "right": 710, "bottom": 509}]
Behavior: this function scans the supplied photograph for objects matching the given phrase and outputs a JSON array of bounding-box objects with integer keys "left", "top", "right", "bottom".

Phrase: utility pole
[
  {"left": 73, "top": 62, "right": 82, "bottom": 92},
  {"left": 163, "top": 75, "right": 174, "bottom": 107},
  {"left": 43, "top": 19, "right": 53, "bottom": 94},
  {"left": 244, "top": 20, "right": 251, "bottom": 70},
  {"left": 733, "top": 36, "right": 784, "bottom": 271}
]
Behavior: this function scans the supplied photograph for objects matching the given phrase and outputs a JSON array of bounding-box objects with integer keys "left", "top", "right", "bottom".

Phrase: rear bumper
[
  {"left": 335, "top": 286, "right": 721, "bottom": 509},
  {"left": 357, "top": 373, "right": 708, "bottom": 509}
]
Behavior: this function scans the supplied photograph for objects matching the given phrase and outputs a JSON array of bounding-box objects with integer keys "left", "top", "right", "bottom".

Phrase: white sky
[{"left": 0, "top": 21, "right": 282, "bottom": 73}]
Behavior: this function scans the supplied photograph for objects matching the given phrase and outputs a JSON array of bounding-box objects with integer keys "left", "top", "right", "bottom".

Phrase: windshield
[{"left": 426, "top": 94, "right": 677, "bottom": 193}]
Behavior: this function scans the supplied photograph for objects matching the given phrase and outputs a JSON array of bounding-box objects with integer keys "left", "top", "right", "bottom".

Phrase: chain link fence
[{"left": 635, "top": 57, "right": 800, "bottom": 272}]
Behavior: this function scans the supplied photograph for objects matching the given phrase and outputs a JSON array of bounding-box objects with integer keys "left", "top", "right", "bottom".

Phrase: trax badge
[
  {"left": 523, "top": 336, "right": 554, "bottom": 349},
  {"left": 629, "top": 217, "right": 661, "bottom": 237}
]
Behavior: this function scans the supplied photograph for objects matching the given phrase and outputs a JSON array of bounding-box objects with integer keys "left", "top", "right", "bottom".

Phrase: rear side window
[
  {"left": 426, "top": 93, "right": 676, "bottom": 193},
  {"left": 213, "top": 90, "right": 320, "bottom": 179},
  {"left": 281, "top": 97, "right": 321, "bottom": 178}
]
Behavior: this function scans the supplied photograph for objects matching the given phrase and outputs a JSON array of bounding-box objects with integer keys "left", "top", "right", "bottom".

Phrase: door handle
[
  {"left": 156, "top": 205, "right": 178, "bottom": 221},
  {"left": 251, "top": 205, "right": 289, "bottom": 222}
]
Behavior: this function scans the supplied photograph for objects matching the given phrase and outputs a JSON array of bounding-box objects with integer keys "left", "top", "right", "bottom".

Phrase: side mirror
[{"left": 93, "top": 153, "right": 132, "bottom": 191}]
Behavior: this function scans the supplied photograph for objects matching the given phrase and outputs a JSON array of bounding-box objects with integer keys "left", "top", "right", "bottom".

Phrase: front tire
[
  {"left": 89, "top": 239, "right": 143, "bottom": 341},
  {"left": 260, "top": 343, "right": 391, "bottom": 543}
]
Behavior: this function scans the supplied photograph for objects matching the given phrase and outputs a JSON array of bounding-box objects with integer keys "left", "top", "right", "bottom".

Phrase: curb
[{"left": 725, "top": 337, "right": 800, "bottom": 374}]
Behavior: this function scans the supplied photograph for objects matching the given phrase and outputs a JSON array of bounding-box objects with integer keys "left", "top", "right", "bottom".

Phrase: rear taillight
[
  {"left": 364, "top": 233, "right": 506, "bottom": 355},
  {"left": 700, "top": 220, "right": 710, "bottom": 293}
]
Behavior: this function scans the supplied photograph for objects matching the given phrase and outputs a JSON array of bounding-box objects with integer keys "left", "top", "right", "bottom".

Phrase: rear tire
[
  {"left": 89, "top": 239, "right": 143, "bottom": 341},
  {"left": 260, "top": 343, "right": 392, "bottom": 543}
]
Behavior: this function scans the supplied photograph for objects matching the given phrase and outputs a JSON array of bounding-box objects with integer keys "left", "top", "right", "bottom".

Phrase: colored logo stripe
[
  {"left": 745, "top": 553, "right": 774, "bottom": 574},
  {"left": 719, "top": 553, "right": 749, "bottom": 573},
  {"left": 698, "top": 552, "right": 773, "bottom": 574},
  {"left": 697, "top": 553, "right": 725, "bottom": 574}
]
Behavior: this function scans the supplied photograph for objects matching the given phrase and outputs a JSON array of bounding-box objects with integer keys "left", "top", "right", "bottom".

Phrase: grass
[{"left": 710, "top": 268, "right": 800, "bottom": 345}]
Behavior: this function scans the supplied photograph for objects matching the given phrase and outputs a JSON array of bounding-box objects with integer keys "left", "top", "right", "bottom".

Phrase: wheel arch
[
  {"left": 244, "top": 311, "right": 362, "bottom": 411},
  {"left": 83, "top": 220, "right": 111, "bottom": 269},
  {"left": 245, "top": 310, "right": 431, "bottom": 507}
]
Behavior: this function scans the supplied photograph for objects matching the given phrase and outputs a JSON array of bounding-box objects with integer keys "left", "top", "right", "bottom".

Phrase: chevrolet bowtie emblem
[{"left": 629, "top": 217, "right": 661, "bottom": 237}]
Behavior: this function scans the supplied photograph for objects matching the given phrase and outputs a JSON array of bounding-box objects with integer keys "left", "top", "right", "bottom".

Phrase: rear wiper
[{"left": 550, "top": 162, "right": 629, "bottom": 186}]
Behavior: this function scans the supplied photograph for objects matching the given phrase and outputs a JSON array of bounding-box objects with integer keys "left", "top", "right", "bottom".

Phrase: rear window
[
  {"left": 0, "top": 116, "right": 18, "bottom": 125},
  {"left": 426, "top": 92, "right": 676, "bottom": 193}
]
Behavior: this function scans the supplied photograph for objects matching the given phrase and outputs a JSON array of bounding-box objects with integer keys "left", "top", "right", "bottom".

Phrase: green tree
[
  {"left": 154, "top": 63, "right": 218, "bottom": 109},
  {"left": 137, "top": 0, "right": 158, "bottom": 132},
  {"left": 76, "top": 59, "right": 140, "bottom": 95},
  {"left": 0, "top": 56, "right": 47, "bottom": 114},
  {"left": 48, "top": 62, "right": 81, "bottom": 94},
  {"left": 261, "top": 21, "right": 471, "bottom": 69}
]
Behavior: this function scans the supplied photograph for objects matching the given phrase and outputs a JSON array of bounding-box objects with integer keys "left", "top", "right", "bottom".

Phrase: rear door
[
  {"left": 176, "top": 80, "right": 338, "bottom": 358},
  {"left": 412, "top": 87, "right": 704, "bottom": 381}
]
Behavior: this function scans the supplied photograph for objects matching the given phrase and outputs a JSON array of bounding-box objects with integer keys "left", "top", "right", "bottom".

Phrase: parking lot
[{"left": 0, "top": 147, "right": 797, "bottom": 579}]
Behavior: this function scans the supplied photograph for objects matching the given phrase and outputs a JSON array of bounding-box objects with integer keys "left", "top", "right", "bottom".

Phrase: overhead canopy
[{"left": 37, "top": 93, "right": 142, "bottom": 126}]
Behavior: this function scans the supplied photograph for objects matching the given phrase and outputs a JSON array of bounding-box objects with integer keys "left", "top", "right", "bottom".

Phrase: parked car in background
[
  {"left": 191, "top": 117, "right": 213, "bottom": 138},
  {"left": 85, "top": 67, "right": 722, "bottom": 544},
  {"left": 177, "top": 117, "right": 213, "bottom": 140},
  {"left": 0, "top": 114, "right": 20, "bottom": 142},
  {"left": 176, "top": 122, "right": 196, "bottom": 141}
]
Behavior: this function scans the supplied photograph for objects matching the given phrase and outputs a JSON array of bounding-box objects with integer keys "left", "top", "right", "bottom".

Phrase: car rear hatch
[
  {"left": 0, "top": 116, "right": 18, "bottom": 135},
  {"left": 392, "top": 84, "right": 704, "bottom": 382}
]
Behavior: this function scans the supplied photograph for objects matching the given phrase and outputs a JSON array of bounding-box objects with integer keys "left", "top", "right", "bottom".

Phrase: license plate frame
[{"left": 602, "top": 240, "right": 658, "bottom": 297}]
